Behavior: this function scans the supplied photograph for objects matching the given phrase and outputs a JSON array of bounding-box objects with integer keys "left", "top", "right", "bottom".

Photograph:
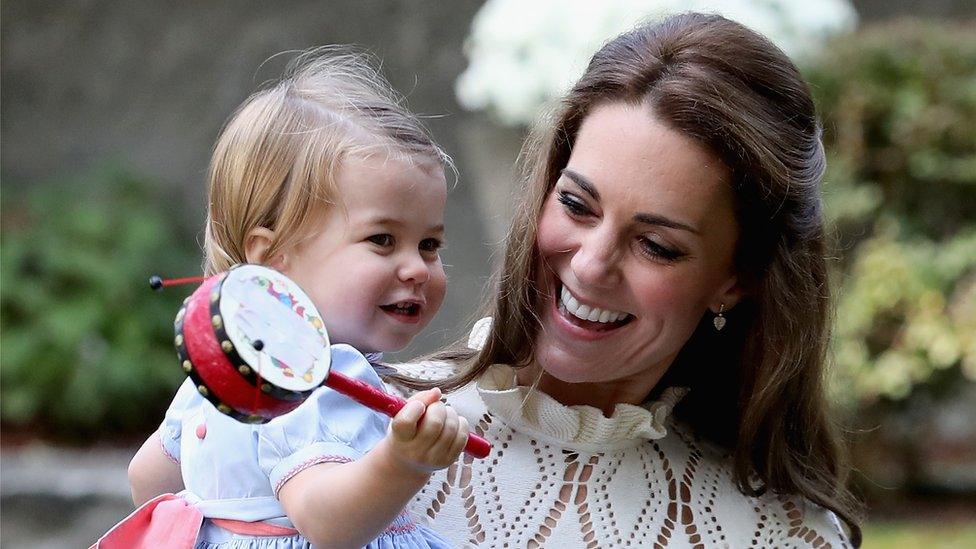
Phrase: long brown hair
[{"left": 422, "top": 12, "right": 862, "bottom": 545}]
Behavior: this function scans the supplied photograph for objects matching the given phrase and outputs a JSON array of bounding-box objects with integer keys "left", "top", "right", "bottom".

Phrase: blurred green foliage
[
  {"left": 863, "top": 520, "right": 976, "bottom": 549},
  {"left": 1, "top": 168, "right": 199, "bottom": 439},
  {"left": 807, "top": 20, "right": 976, "bottom": 407}
]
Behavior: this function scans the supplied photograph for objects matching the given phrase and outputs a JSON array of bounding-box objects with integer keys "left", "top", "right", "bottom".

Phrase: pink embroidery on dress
[
  {"left": 157, "top": 431, "right": 180, "bottom": 465},
  {"left": 273, "top": 455, "right": 354, "bottom": 496},
  {"left": 380, "top": 514, "right": 418, "bottom": 535}
]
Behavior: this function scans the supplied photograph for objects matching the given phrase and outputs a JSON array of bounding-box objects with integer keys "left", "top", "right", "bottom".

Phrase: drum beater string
[{"left": 151, "top": 274, "right": 276, "bottom": 415}]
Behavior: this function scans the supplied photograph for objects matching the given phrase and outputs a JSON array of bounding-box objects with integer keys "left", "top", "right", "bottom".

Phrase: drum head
[{"left": 218, "top": 264, "right": 330, "bottom": 392}]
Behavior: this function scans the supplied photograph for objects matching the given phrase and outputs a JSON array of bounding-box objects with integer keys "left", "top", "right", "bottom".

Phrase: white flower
[{"left": 457, "top": 0, "right": 858, "bottom": 125}]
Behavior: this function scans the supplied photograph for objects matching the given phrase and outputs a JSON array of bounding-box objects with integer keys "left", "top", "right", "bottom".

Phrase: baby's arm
[
  {"left": 128, "top": 430, "right": 185, "bottom": 506},
  {"left": 278, "top": 388, "right": 468, "bottom": 548}
]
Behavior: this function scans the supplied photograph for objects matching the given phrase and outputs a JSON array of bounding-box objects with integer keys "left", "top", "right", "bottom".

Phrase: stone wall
[{"left": 1, "top": 0, "right": 496, "bottom": 357}]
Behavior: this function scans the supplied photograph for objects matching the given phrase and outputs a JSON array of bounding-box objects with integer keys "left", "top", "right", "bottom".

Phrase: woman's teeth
[{"left": 559, "top": 286, "right": 628, "bottom": 323}]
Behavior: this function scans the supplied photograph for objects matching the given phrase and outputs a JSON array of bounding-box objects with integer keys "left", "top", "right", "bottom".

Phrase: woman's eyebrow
[
  {"left": 560, "top": 169, "right": 600, "bottom": 200},
  {"left": 633, "top": 213, "right": 700, "bottom": 235},
  {"left": 561, "top": 168, "right": 699, "bottom": 235}
]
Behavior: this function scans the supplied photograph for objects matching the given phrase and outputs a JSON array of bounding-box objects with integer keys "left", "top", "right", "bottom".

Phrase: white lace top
[{"left": 397, "top": 324, "right": 851, "bottom": 548}]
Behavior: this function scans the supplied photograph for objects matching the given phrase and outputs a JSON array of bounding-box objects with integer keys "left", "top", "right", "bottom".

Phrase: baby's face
[{"left": 281, "top": 154, "right": 447, "bottom": 353}]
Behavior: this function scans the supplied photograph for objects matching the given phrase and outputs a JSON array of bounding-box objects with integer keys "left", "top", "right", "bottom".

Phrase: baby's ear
[{"left": 244, "top": 227, "right": 286, "bottom": 271}]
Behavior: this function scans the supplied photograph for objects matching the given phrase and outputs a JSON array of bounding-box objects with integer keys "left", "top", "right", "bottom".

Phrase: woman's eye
[
  {"left": 557, "top": 191, "right": 590, "bottom": 217},
  {"left": 637, "top": 236, "right": 685, "bottom": 262},
  {"left": 368, "top": 234, "right": 395, "bottom": 247},
  {"left": 419, "top": 238, "right": 442, "bottom": 254}
]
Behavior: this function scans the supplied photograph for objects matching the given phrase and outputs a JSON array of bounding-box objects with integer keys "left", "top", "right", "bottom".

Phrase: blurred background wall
[
  {"left": 2, "top": 0, "right": 496, "bottom": 353},
  {"left": 2, "top": 1, "right": 975, "bottom": 547}
]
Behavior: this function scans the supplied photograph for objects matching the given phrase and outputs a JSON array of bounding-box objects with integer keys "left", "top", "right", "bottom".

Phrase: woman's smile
[
  {"left": 551, "top": 280, "right": 633, "bottom": 338},
  {"left": 529, "top": 101, "right": 740, "bottom": 396}
]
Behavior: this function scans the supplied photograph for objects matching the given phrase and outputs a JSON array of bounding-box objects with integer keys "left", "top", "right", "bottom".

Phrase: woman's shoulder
[{"left": 658, "top": 422, "right": 853, "bottom": 547}]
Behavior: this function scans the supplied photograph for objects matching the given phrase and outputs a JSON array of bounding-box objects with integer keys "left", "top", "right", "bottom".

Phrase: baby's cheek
[
  {"left": 318, "top": 292, "right": 368, "bottom": 335},
  {"left": 319, "top": 312, "right": 353, "bottom": 346},
  {"left": 426, "top": 268, "right": 447, "bottom": 317}
]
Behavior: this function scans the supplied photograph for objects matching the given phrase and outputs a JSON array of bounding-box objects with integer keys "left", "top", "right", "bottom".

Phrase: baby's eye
[
  {"left": 368, "top": 234, "right": 395, "bottom": 247},
  {"left": 419, "top": 238, "right": 443, "bottom": 254}
]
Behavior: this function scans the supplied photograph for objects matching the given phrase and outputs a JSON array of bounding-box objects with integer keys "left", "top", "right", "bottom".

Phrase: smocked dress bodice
[{"left": 159, "top": 344, "right": 449, "bottom": 548}]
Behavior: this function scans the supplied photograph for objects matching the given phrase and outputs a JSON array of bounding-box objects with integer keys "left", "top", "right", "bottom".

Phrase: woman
[{"left": 397, "top": 12, "right": 862, "bottom": 548}]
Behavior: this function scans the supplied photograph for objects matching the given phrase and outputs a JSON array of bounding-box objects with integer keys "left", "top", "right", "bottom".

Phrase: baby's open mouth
[{"left": 380, "top": 301, "right": 421, "bottom": 317}]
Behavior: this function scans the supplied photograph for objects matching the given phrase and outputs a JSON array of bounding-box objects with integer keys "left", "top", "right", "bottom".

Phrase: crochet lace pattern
[{"left": 393, "top": 359, "right": 850, "bottom": 548}]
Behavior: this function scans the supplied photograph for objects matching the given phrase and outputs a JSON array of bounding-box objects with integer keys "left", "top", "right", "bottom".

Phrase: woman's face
[{"left": 532, "top": 101, "right": 741, "bottom": 401}]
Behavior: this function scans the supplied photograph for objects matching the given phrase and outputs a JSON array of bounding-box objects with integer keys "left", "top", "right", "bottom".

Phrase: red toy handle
[{"left": 324, "top": 370, "right": 492, "bottom": 459}]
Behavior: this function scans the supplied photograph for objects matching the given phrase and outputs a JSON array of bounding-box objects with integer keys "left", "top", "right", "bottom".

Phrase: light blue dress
[{"left": 159, "top": 344, "right": 451, "bottom": 549}]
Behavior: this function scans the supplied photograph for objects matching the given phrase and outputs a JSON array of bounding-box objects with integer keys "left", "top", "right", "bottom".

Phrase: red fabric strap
[{"left": 91, "top": 493, "right": 202, "bottom": 549}]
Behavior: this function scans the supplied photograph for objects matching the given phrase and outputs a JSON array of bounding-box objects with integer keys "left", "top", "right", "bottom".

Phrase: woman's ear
[
  {"left": 710, "top": 275, "right": 745, "bottom": 313},
  {"left": 244, "top": 227, "right": 287, "bottom": 271}
]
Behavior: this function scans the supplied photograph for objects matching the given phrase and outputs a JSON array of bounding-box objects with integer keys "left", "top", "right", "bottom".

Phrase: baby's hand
[{"left": 385, "top": 388, "right": 469, "bottom": 475}]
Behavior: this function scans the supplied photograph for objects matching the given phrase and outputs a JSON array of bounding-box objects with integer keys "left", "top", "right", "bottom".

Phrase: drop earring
[{"left": 713, "top": 304, "right": 726, "bottom": 331}]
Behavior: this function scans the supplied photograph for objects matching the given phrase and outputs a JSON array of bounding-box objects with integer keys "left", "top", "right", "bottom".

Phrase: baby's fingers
[
  {"left": 408, "top": 388, "right": 442, "bottom": 407},
  {"left": 416, "top": 401, "right": 448, "bottom": 444},
  {"left": 391, "top": 400, "right": 426, "bottom": 441},
  {"left": 448, "top": 416, "right": 470, "bottom": 459},
  {"left": 430, "top": 407, "right": 462, "bottom": 456}
]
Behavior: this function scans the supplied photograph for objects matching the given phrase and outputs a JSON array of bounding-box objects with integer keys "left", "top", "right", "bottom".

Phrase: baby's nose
[{"left": 398, "top": 253, "right": 430, "bottom": 284}]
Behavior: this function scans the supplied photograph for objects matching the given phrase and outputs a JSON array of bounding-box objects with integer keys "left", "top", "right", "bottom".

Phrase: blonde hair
[{"left": 203, "top": 47, "right": 451, "bottom": 275}]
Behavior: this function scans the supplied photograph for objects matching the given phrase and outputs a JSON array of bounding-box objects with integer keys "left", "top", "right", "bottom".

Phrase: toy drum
[
  {"left": 172, "top": 264, "right": 492, "bottom": 458},
  {"left": 175, "top": 264, "right": 331, "bottom": 423}
]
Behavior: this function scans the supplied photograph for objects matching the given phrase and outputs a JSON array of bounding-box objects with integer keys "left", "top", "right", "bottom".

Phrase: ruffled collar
[{"left": 475, "top": 364, "right": 687, "bottom": 452}]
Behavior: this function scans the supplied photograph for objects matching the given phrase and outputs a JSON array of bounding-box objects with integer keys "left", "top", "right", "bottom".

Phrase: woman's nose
[
  {"left": 570, "top": 232, "right": 619, "bottom": 288},
  {"left": 398, "top": 252, "right": 431, "bottom": 284}
]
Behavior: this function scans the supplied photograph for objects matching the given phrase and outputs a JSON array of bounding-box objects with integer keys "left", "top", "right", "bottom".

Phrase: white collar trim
[{"left": 475, "top": 364, "right": 688, "bottom": 451}]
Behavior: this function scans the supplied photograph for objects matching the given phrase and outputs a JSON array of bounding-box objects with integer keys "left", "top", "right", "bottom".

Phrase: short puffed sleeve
[
  {"left": 157, "top": 377, "right": 204, "bottom": 464},
  {"left": 258, "top": 344, "right": 391, "bottom": 496}
]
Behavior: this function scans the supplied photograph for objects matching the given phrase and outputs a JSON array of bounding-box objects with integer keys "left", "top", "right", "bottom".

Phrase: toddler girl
[{"left": 102, "top": 49, "right": 466, "bottom": 548}]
